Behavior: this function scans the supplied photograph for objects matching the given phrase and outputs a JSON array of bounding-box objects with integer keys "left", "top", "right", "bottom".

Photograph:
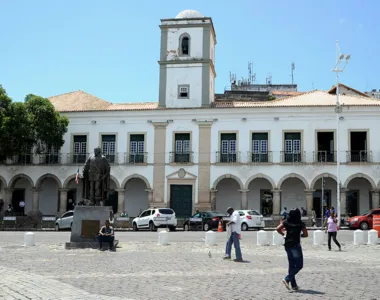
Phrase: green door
[{"left": 170, "top": 185, "right": 192, "bottom": 218}]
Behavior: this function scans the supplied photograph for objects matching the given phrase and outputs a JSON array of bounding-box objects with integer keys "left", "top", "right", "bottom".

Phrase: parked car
[
  {"left": 238, "top": 210, "right": 265, "bottom": 231},
  {"left": 183, "top": 211, "right": 229, "bottom": 231},
  {"left": 345, "top": 209, "right": 380, "bottom": 230},
  {"left": 132, "top": 208, "right": 177, "bottom": 231},
  {"left": 55, "top": 210, "right": 74, "bottom": 231}
]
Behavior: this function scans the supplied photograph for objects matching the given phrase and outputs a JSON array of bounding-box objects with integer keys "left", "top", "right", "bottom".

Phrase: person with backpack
[{"left": 276, "top": 208, "right": 308, "bottom": 293}]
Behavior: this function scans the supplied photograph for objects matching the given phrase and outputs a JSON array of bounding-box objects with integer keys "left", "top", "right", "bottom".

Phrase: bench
[{"left": 1, "top": 216, "right": 17, "bottom": 229}]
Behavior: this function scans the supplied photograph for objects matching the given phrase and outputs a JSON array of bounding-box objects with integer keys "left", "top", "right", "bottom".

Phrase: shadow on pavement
[{"left": 297, "top": 289, "right": 325, "bottom": 295}]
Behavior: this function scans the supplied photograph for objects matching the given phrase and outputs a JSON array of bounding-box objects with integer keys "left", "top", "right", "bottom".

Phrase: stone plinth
[{"left": 65, "top": 206, "right": 113, "bottom": 249}]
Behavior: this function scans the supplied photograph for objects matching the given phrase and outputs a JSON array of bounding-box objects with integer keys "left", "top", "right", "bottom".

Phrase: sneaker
[
  {"left": 223, "top": 255, "right": 231, "bottom": 260},
  {"left": 328, "top": 249, "right": 331, "bottom": 251},
  {"left": 292, "top": 286, "right": 300, "bottom": 291},
  {"left": 282, "top": 278, "right": 291, "bottom": 291},
  {"left": 339, "top": 247, "right": 342, "bottom": 251},
  {"left": 233, "top": 258, "right": 244, "bottom": 262}
]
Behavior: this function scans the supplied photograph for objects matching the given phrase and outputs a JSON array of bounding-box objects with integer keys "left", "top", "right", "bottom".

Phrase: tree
[
  {"left": 25, "top": 94, "right": 69, "bottom": 153},
  {"left": 0, "top": 85, "right": 69, "bottom": 157}
]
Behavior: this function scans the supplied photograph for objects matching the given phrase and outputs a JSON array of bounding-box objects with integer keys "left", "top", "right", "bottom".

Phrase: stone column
[
  {"left": 32, "top": 188, "right": 41, "bottom": 211},
  {"left": 340, "top": 188, "right": 348, "bottom": 217},
  {"left": 239, "top": 190, "right": 249, "bottom": 210},
  {"left": 210, "top": 189, "right": 217, "bottom": 211},
  {"left": 152, "top": 122, "right": 168, "bottom": 203},
  {"left": 58, "top": 188, "right": 68, "bottom": 215},
  {"left": 197, "top": 121, "right": 213, "bottom": 205},
  {"left": 371, "top": 189, "right": 380, "bottom": 209},
  {"left": 146, "top": 189, "right": 154, "bottom": 207},
  {"left": 271, "top": 189, "right": 282, "bottom": 216},
  {"left": 3, "top": 188, "right": 13, "bottom": 211},
  {"left": 304, "top": 189, "right": 315, "bottom": 216},
  {"left": 115, "top": 188, "right": 126, "bottom": 215}
]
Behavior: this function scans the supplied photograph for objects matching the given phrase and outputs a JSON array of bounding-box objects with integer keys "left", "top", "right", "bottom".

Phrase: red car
[{"left": 345, "top": 209, "right": 380, "bottom": 230}]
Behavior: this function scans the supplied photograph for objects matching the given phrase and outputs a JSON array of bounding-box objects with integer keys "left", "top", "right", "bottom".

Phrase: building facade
[{"left": 1, "top": 10, "right": 380, "bottom": 220}]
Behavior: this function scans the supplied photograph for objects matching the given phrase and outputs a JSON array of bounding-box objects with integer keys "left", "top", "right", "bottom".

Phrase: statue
[{"left": 82, "top": 147, "right": 111, "bottom": 206}]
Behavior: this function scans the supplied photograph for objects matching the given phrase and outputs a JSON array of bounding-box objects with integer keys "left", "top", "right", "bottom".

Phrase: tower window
[
  {"left": 178, "top": 85, "right": 190, "bottom": 99},
  {"left": 180, "top": 34, "right": 190, "bottom": 56}
]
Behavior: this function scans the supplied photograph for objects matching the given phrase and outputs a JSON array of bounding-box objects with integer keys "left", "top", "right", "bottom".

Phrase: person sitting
[{"left": 98, "top": 220, "right": 115, "bottom": 251}]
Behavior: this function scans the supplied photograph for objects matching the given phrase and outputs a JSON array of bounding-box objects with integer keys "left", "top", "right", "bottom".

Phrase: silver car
[{"left": 55, "top": 210, "right": 74, "bottom": 231}]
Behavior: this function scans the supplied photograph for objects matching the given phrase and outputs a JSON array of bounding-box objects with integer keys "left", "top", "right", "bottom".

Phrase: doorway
[
  {"left": 67, "top": 189, "right": 76, "bottom": 211},
  {"left": 12, "top": 189, "right": 25, "bottom": 215},
  {"left": 350, "top": 131, "right": 368, "bottom": 162},
  {"left": 317, "top": 132, "right": 334, "bottom": 162},
  {"left": 106, "top": 189, "right": 118, "bottom": 214},
  {"left": 170, "top": 185, "right": 192, "bottom": 218},
  {"left": 346, "top": 190, "right": 359, "bottom": 217},
  {"left": 313, "top": 190, "right": 331, "bottom": 217},
  {"left": 260, "top": 190, "right": 273, "bottom": 216}
]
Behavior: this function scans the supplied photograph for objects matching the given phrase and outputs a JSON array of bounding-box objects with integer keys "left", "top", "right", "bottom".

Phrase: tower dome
[{"left": 175, "top": 9, "right": 203, "bottom": 19}]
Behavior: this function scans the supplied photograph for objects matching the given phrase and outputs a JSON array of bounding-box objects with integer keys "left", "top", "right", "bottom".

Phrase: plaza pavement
[{"left": 0, "top": 231, "right": 379, "bottom": 300}]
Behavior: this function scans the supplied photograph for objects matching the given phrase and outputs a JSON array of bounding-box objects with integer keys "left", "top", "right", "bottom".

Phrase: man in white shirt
[{"left": 223, "top": 207, "right": 243, "bottom": 262}]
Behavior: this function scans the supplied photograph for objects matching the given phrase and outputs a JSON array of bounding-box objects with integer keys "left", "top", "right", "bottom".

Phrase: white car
[
  {"left": 132, "top": 208, "right": 177, "bottom": 231},
  {"left": 238, "top": 210, "right": 265, "bottom": 231},
  {"left": 55, "top": 210, "right": 74, "bottom": 231}
]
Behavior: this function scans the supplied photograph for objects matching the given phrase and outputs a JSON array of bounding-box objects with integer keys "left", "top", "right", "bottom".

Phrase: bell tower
[{"left": 158, "top": 9, "right": 216, "bottom": 108}]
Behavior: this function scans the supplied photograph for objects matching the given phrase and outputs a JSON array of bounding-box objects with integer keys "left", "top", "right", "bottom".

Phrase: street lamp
[{"left": 331, "top": 40, "right": 350, "bottom": 226}]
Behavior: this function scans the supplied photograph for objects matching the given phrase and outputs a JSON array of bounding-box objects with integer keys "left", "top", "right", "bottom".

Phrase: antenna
[
  {"left": 312, "top": 82, "right": 315, "bottom": 90},
  {"left": 291, "top": 61, "right": 295, "bottom": 85}
]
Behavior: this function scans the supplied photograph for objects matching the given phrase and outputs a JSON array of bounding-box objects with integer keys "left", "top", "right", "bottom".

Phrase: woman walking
[
  {"left": 326, "top": 212, "right": 341, "bottom": 251},
  {"left": 276, "top": 208, "right": 308, "bottom": 292}
]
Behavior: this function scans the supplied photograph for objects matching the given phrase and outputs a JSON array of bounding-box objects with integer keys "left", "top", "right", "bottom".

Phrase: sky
[{"left": 1, "top": 0, "right": 378, "bottom": 103}]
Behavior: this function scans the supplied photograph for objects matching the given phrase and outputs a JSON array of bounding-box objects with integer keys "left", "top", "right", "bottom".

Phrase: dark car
[{"left": 183, "top": 211, "right": 229, "bottom": 231}]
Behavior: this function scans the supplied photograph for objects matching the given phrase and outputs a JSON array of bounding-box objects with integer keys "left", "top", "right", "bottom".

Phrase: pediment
[{"left": 166, "top": 168, "right": 197, "bottom": 180}]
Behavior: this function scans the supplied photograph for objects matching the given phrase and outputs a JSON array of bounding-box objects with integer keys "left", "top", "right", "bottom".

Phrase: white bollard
[
  {"left": 272, "top": 231, "right": 284, "bottom": 246},
  {"left": 205, "top": 230, "right": 216, "bottom": 246},
  {"left": 24, "top": 232, "right": 35, "bottom": 247},
  {"left": 257, "top": 230, "right": 268, "bottom": 246},
  {"left": 313, "top": 230, "right": 324, "bottom": 246},
  {"left": 367, "top": 229, "right": 378, "bottom": 245},
  {"left": 158, "top": 230, "right": 169, "bottom": 245},
  {"left": 354, "top": 229, "right": 365, "bottom": 245}
]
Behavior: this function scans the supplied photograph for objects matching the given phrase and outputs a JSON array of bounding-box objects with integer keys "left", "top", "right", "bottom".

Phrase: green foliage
[
  {"left": 268, "top": 95, "right": 276, "bottom": 101},
  {"left": 0, "top": 85, "right": 69, "bottom": 156}
]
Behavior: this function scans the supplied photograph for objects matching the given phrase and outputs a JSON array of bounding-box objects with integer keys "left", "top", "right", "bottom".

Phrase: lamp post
[{"left": 331, "top": 40, "right": 350, "bottom": 226}]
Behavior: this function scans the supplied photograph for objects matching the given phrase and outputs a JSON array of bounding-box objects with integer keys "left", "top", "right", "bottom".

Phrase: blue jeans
[
  {"left": 225, "top": 232, "right": 242, "bottom": 260},
  {"left": 285, "top": 244, "right": 303, "bottom": 288},
  {"left": 98, "top": 234, "right": 114, "bottom": 249}
]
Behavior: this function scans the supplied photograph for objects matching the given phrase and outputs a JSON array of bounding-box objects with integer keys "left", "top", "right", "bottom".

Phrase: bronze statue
[{"left": 82, "top": 147, "right": 111, "bottom": 206}]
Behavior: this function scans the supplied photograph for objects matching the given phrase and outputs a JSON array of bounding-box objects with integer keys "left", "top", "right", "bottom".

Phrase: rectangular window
[
  {"left": 101, "top": 135, "right": 116, "bottom": 163},
  {"left": 73, "top": 135, "right": 87, "bottom": 164},
  {"left": 252, "top": 132, "right": 268, "bottom": 162},
  {"left": 174, "top": 133, "right": 191, "bottom": 163},
  {"left": 178, "top": 85, "right": 190, "bottom": 99},
  {"left": 220, "top": 133, "right": 237, "bottom": 163},
  {"left": 283, "top": 132, "right": 301, "bottom": 162},
  {"left": 129, "top": 134, "right": 145, "bottom": 163},
  {"left": 43, "top": 144, "right": 59, "bottom": 164}
]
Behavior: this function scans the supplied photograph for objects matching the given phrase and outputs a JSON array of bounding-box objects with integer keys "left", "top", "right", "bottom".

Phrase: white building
[{"left": 1, "top": 9, "right": 380, "bottom": 220}]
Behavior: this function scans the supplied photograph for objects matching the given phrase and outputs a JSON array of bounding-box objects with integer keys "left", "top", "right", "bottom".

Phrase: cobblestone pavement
[{"left": 0, "top": 231, "right": 379, "bottom": 300}]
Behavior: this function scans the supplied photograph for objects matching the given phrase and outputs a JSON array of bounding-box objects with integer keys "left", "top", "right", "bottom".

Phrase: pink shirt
[{"left": 327, "top": 217, "right": 338, "bottom": 232}]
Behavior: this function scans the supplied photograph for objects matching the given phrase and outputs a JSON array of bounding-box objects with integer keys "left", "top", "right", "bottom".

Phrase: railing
[
  {"left": 216, "top": 151, "right": 241, "bottom": 163},
  {"left": 346, "top": 150, "right": 372, "bottom": 163},
  {"left": 103, "top": 154, "right": 119, "bottom": 164},
  {"left": 6, "top": 154, "right": 33, "bottom": 165},
  {"left": 280, "top": 151, "right": 306, "bottom": 163},
  {"left": 247, "top": 151, "right": 273, "bottom": 163},
  {"left": 39, "top": 153, "right": 62, "bottom": 165},
  {"left": 315, "top": 151, "right": 336, "bottom": 163},
  {"left": 169, "top": 152, "right": 194, "bottom": 163},
  {"left": 124, "top": 152, "right": 148, "bottom": 164},
  {"left": 66, "top": 153, "right": 89, "bottom": 165}
]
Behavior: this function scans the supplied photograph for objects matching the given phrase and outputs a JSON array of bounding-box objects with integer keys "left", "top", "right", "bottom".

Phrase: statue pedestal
[{"left": 65, "top": 206, "right": 117, "bottom": 249}]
